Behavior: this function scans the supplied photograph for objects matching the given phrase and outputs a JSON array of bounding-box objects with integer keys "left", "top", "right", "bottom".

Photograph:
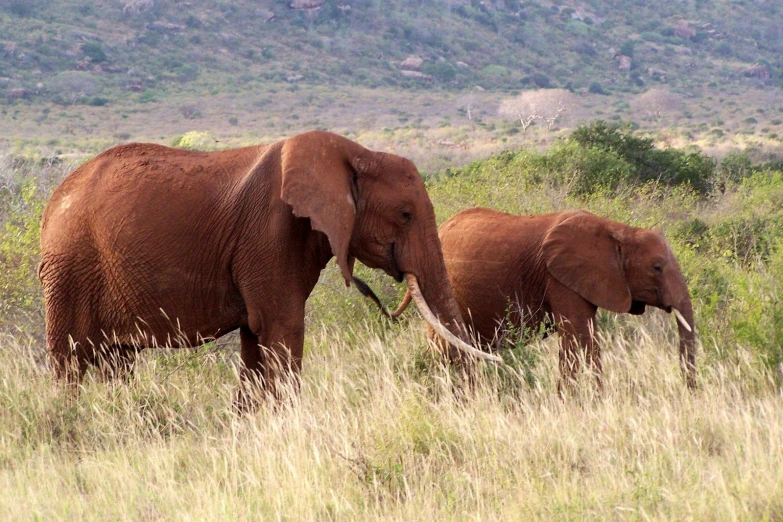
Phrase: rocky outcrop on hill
[
  {"left": 123, "top": 0, "right": 155, "bottom": 16},
  {"left": 615, "top": 54, "right": 631, "bottom": 72},
  {"left": 400, "top": 70, "right": 431, "bottom": 80},
  {"left": 290, "top": 0, "right": 326, "bottom": 9},
  {"left": 400, "top": 56, "right": 424, "bottom": 71},
  {"left": 745, "top": 63, "right": 770, "bottom": 80},
  {"left": 673, "top": 21, "right": 696, "bottom": 40}
]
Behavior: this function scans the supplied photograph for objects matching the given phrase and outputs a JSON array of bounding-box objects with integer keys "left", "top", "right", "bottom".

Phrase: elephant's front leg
[
  {"left": 555, "top": 316, "right": 601, "bottom": 395},
  {"left": 549, "top": 282, "right": 600, "bottom": 395},
  {"left": 234, "top": 310, "right": 305, "bottom": 411}
]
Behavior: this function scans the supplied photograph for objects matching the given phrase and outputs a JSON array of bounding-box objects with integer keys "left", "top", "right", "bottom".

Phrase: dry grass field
[
  {"left": 3, "top": 0, "right": 783, "bottom": 517},
  {"left": 1, "top": 314, "right": 782, "bottom": 520},
  {"left": 2, "top": 113, "right": 782, "bottom": 521}
]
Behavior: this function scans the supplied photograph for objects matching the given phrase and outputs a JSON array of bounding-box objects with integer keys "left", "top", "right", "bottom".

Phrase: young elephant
[{"left": 360, "top": 208, "right": 696, "bottom": 391}]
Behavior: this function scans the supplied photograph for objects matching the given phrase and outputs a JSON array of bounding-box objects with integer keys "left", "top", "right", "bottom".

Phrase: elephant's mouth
[
  {"left": 389, "top": 242, "right": 403, "bottom": 282},
  {"left": 629, "top": 300, "right": 647, "bottom": 315}
]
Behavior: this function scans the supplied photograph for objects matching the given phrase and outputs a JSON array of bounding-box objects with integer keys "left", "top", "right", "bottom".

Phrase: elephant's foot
[
  {"left": 232, "top": 385, "right": 261, "bottom": 415},
  {"left": 232, "top": 370, "right": 302, "bottom": 414},
  {"left": 95, "top": 345, "right": 139, "bottom": 383}
]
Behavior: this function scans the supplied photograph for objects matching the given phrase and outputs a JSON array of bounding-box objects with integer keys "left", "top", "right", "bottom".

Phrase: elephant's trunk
[
  {"left": 672, "top": 298, "right": 696, "bottom": 389},
  {"left": 352, "top": 274, "right": 491, "bottom": 362},
  {"left": 403, "top": 226, "right": 497, "bottom": 365},
  {"left": 406, "top": 275, "right": 500, "bottom": 363},
  {"left": 352, "top": 276, "right": 411, "bottom": 320}
]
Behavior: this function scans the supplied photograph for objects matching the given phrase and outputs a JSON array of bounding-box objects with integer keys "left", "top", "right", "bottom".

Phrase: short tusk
[
  {"left": 389, "top": 291, "right": 412, "bottom": 319},
  {"left": 672, "top": 307, "right": 692, "bottom": 333},
  {"left": 405, "top": 274, "right": 502, "bottom": 364}
]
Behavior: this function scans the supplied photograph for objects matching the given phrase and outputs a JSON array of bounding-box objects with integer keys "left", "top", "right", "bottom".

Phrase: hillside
[
  {"left": 1, "top": 1, "right": 782, "bottom": 167},
  {"left": 1, "top": 0, "right": 781, "bottom": 101}
]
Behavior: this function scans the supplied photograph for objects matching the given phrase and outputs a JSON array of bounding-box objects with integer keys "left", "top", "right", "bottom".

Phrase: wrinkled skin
[
  {"left": 426, "top": 208, "right": 696, "bottom": 392},
  {"left": 39, "top": 131, "right": 470, "bottom": 407}
]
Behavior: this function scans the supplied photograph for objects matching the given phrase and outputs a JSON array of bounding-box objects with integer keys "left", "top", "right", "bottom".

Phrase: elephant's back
[
  {"left": 438, "top": 207, "right": 557, "bottom": 341},
  {"left": 41, "top": 143, "right": 265, "bottom": 248},
  {"left": 439, "top": 207, "right": 559, "bottom": 254}
]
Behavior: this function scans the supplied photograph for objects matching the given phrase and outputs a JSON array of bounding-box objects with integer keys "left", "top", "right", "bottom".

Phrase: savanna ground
[{"left": 1, "top": 122, "right": 783, "bottom": 519}]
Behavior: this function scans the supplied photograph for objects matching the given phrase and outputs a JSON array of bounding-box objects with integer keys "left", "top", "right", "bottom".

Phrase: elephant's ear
[
  {"left": 280, "top": 131, "right": 363, "bottom": 286},
  {"left": 542, "top": 211, "right": 631, "bottom": 313}
]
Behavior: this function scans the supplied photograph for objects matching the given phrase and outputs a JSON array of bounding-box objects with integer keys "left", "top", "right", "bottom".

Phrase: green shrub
[
  {"left": 6, "top": 0, "right": 37, "bottom": 16},
  {"left": 533, "top": 139, "right": 634, "bottom": 194},
  {"left": 422, "top": 61, "right": 457, "bottom": 83},
  {"left": 87, "top": 96, "right": 110, "bottom": 107},
  {"left": 570, "top": 120, "right": 715, "bottom": 192},
  {"left": 715, "top": 42, "right": 733, "bottom": 57},
  {"left": 0, "top": 179, "right": 44, "bottom": 323},
  {"left": 523, "top": 72, "right": 551, "bottom": 88},
  {"left": 171, "top": 131, "right": 213, "bottom": 150},
  {"left": 588, "top": 82, "right": 607, "bottom": 95},
  {"left": 718, "top": 152, "right": 753, "bottom": 184},
  {"left": 0, "top": 160, "right": 68, "bottom": 328},
  {"left": 726, "top": 242, "right": 783, "bottom": 371},
  {"left": 81, "top": 42, "right": 107, "bottom": 63},
  {"left": 619, "top": 41, "right": 635, "bottom": 58}
]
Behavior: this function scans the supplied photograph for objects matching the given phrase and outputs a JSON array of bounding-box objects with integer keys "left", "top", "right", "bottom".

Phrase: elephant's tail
[{"left": 352, "top": 276, "right": 412, "bottom": 320}]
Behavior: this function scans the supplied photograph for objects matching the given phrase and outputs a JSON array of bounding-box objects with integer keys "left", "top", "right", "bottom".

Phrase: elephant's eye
[
  {"left": 653, "top": 264, "right": 663, "bottom": 274},
  {"left": 401, "top": 210, "right": 413, "bottom": 224}
]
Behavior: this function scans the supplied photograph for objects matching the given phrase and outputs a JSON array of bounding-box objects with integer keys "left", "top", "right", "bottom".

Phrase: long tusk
[
  {"left": 672, "top": 307, "right": 692, "bottom": 333},
  {"left": 405, "top": 274, "right": 502, "bottom": 364}
]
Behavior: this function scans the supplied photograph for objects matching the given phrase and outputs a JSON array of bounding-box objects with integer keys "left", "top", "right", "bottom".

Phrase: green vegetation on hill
[{"left": 1, "top": 0, "right": 781, "bottom": 107}]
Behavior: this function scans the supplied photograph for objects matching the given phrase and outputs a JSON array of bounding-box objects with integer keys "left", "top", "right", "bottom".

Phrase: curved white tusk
[
  {"left": 671, "top": 307, "right": 692, "bottom": 333},
  {"left": 405, "top": 274, "right": 502, "bottom": 364}
]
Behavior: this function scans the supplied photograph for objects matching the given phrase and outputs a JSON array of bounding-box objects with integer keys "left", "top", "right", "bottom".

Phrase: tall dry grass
[{"left": 1, "top": 308, "right": 781, "bottom": 520}]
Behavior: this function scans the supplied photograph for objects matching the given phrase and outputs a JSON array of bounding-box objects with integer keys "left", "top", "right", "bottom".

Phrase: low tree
[
  {"left": 630, "top": 88, "right": 683, "bottom": 120},
  {"left": 498, "top": 88, "right": 575, "bottom": 131}
]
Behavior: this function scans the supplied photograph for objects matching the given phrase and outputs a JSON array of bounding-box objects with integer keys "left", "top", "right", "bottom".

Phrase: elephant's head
[
  {"left": 542, "top": 211, "right": 696, "bottom": 387},
  {"left": 280, "top": 131, "right": 498, "bottom": 363}
]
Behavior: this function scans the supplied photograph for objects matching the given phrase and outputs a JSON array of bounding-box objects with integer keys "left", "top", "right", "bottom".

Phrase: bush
[
  {"left": 523, "top": 72, "right": 551, "bottom": 88},
  {"left": 171, "top": 131, "right": 213, "bottom": 150},
  {"left": 6, "top": 0, "right": 37, "bottom": 16},
  {"left": 715, "top": 42, "right": 733, "bottom": 57},
  {"left": 422, "top": 61, "right": 457, "bottom": 83},
  {"left": 570, "top": 121, "right": 715, "bottom": 192},
  {"left": 718, "top": 152, "right": 753, "bottom": 184},
  {"left": 588, "top": 81, "right": 607, "bottom": 95},
  {"left": 81, "top": 42, "right": 107, "bottom": 63},
  {"left": 0, "top": 179, "right": 44, "bottom": 323},
  {"left": 0, "top": 160, "right": 69, "bottom": 328},
  {"left": 87, "top": 96, "right": 110, "bottom": 107}
]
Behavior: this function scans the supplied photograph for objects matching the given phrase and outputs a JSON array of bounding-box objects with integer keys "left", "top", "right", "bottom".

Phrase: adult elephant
[
  {"left": 359, "top": 208, "right": 696, "bottom": 391},
  {"left": 39, "top": 131, "right": 499, "bottom": 405}
]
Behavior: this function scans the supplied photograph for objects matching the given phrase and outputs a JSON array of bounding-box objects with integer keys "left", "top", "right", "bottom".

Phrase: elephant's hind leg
[
  {"left": 42, "top": 261, "right": 103, "bottom": 390},
  {"left": 44, "top": 287, "right": 89, "bottom": 388},
  {"left": 48, "top": 334, "right": 89, "bottom": 387},
  {"left": 95, "top": 344, "right": 139, "bottom": 382}
]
